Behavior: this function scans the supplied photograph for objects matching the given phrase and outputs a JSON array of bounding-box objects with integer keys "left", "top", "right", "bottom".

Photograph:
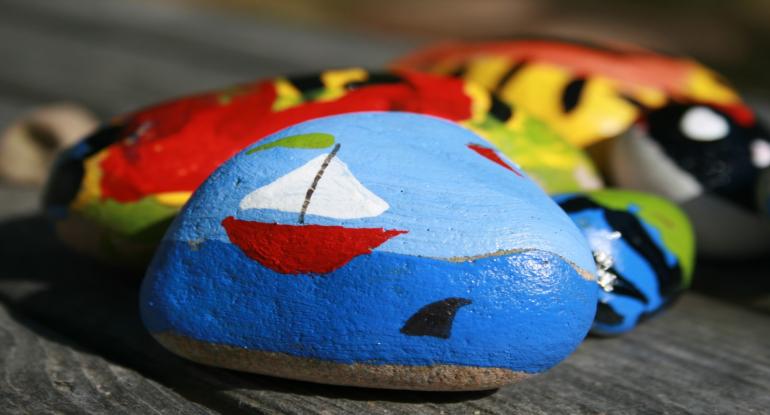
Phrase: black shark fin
[{"left": 400, "top": 297, "right": 471, "bottom": 339}]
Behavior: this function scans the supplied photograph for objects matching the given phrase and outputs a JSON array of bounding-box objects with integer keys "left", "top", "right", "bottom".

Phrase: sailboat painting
[
  {"left": 141, "top": 112, "right": 600, "bottom": 390},
  {"left": 238, "top": 145, "right": 389, "bottom": 220},
  {"left": 222, "top": 142, "right": 407, "bottom": 274}
]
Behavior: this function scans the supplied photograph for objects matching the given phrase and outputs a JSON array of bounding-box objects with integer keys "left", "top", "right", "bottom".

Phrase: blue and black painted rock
[
  {"left": 555, "top": 190, "right": 695, "bottom": 336},
  {"left": 140, "top": 112, "right": 598, "bottom": 391}
]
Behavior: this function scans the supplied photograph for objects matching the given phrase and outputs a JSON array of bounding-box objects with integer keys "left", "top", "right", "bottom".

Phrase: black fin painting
[{"left": 400, "top": 297, "right": 472, "bottom": 339}]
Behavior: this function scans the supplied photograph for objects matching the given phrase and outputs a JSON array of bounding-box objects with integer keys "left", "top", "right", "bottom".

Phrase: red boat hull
[{"left": 221, "top": 217, "right": 407, "bottom": 275}]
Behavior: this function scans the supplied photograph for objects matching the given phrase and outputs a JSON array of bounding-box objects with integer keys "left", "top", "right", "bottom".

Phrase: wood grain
[
  {"left": 0, "top": 200, "right": 767, "bottom": 414},
  {"left": 0, "top": 302, "right": 216, "bottom": 415},
  {"left": 0, "top": 0, "right": 413, "bottom": 121},
  {"left": 0, "top": 0, "right": 769, "bottom": 413}
]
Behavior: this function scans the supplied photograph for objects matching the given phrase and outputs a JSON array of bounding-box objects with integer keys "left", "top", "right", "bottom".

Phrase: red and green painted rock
[{"left": 43, "top": 68, "right": 600, "bottom": 265}]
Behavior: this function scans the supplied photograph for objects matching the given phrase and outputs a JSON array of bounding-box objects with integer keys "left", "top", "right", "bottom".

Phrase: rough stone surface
[
  {"left": 140, "top": 112, "right": 598, "bottom": 390},
  {"left": 156, "top": 333, "right": 531, "bottom": 391}
]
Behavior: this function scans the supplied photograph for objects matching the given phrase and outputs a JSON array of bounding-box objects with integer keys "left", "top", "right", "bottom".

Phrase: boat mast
[{"left": 298, "top": 143, "right": 341, "bottom": 224}]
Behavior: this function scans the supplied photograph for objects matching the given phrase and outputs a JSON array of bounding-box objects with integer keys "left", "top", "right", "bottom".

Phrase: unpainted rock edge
[{"left": 154, "top": 332, "right": 531, "bottom": 392}]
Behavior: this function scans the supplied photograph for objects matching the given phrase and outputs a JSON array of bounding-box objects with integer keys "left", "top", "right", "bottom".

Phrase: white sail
[{"left": 239, "top": 153, "right": 389, "bottom": 220}]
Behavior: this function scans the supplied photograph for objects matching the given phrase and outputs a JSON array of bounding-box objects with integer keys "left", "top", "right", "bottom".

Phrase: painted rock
[
  {"left": 43, "top": 68, "right": 600, "bottom": 265},
  {"left": 608, "top": 102, "right": 770, "bottom": 257},
  {"left": 140, "top": 112, "right": 598, "bottom": 391},
  {"left": 554, "top": 190, "right": 695, "bottom": 335},
  {"left": 394, "top": 38, "right": 770, "bottom": 257},
  {"left": 393, "top": 38, "right": 744, "bottom": 148}
]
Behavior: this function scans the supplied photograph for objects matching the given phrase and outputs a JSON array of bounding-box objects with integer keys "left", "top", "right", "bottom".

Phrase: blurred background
[
  {"left": 2, "top": 0, "right": 769, "bottom": 127},
  {"left": 186, "top": 0, "right": 770, "bottom": 90},
  {"left": 2, "top": 0, "right": 768, "bottom": 303}
]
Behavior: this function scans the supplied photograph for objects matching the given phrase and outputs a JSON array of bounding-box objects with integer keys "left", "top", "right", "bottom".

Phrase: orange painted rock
[
  {"left": 394, "top": 38, "right": 770, "bottom": 258},
  {"left": 393, "top": 38, "right": 744, "bottom": 148}
]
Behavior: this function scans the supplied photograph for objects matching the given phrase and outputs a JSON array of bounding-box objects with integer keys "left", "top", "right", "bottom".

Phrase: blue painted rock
[
  {"left": 608, "top": 102, "right": 770, "bottom": 258},
  {"left": 140, "top": 112, "right": 598, "bottom": 391},
  {"left": 554, "top": 190, "right": 695, "bottom": 336}
]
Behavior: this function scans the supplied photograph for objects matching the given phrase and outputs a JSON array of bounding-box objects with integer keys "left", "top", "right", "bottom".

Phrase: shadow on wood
[
  {"left": 0, "top": 215, "right": 503, "bottom": 412},
  {"left": 1, "top": 215, "right": 769, "bottom": 414},
  {"left": 692, "top": 255, "right": 770, "bottom": 315}
]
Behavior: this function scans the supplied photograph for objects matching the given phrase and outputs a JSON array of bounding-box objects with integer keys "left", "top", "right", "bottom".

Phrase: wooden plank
[
  {"left": 0, "top": 302, "right": 217, "bottom": 414},
  {"left": 1, "top": 1, "right": 768, "bottom": 412},
  {"left": 0, "top": 88, "right": 54, "bottom": 130},
  {"left": 0, "top": 189, "right": 768, "bottom": 414},
  {"left": 7, "top": 0, "right": 414, "bottom": 67},
  {"left": 692, "top": 257, "right": 770, "bottom": 315},
  {"left": 1, "top": 0, "right": 413, "bottom": 70},
  {"left": 0, "top": 186, "right": 38, "bottom": 218},
  {"left": 0, "top": 9, "right": 267, "bottom": 117},
  {"left": 0, "top": 0, "right": 414, "bottom": 118}
]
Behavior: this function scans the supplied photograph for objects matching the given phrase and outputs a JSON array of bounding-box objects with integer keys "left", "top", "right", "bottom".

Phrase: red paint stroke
[
  {"left": 467, "top": 143, "right": 523, "bottom": 176},
  {"left": 394, "top": 40, "right": 700, "bottom": 100},
  {"left": 221, "top": 217, "right": 407, "bottom": 274},
  {"left": 393, "top": 40, "right": 757, "bottom": 123},
  {"left": 96, "top": 72, "right": 473, "bottom": 203},
  {"left": 710, "top": 102, "right": 755, "bottom": 127}
]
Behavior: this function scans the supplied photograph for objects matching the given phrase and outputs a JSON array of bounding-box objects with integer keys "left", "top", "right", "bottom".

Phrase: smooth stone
[
  {"left": 140, "top": 112, "right": 598, "bottom": 391},
  {"left": 43, "top": 68, "right": 599, "bottom": 266},
  {"left": 554, "top": 190, "right": 695, "bottom": 335},
  {"left": 0, "top": 102, "right": 97, "bottom": 186},
  {"left": 607, "top": 102, "right": 770, "bottom": 257}
]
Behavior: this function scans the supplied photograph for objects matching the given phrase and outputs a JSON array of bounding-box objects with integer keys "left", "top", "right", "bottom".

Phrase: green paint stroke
[
  {"left": 71, "top": 196, "right": 179, "bottom": 265},
  {"left": 246, "top": 133, "right": 335, "bottom": 155},
  {"left": 466, "top": 116, "right": 601, "bottom": 194},
  {"left": 587, "top": 190, "right": 696, "bottom": 285},
  {"left": 80, "top": 197, "right": 179, "bottom": 241}
]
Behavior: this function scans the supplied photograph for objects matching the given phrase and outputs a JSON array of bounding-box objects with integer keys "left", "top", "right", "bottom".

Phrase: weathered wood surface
[
  {"left": 1, "top": 0, "right": 769, "bottom": 413},
  {"left": 1, "top": 187, "right": 769, "bottom": 414},
  {"left": 0, "top": 301, "right": 217, "bottom": 415},
  {"left": 0, "top": 0, "right": 413, "bottom": 126}
]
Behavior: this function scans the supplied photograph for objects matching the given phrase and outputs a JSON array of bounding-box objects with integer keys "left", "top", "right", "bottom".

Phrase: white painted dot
[
  {"left": 751, "top": 139, "right": 770, "bottom": 168},
  {"left": 679, "top": 106, "right": 729, "bottom": 141}
]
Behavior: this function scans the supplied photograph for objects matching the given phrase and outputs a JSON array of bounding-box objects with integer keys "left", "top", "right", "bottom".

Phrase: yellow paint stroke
[
  {"left": 685, "top": 65, "right": 741, "bottom": 105},
  {"left": 154, "top": 192, "right": 193, "bottom": 208},
  {"left": 496, "top": 64, "right": 638, "bottom": 147},
  {"left": 71, "top": 150, "right": 107, "bottom": 211},
  {"left": 463, "top": 82, "right": 491, "bottom": 124},
  {"left": 463, "top": 55, "right": 514, "bottom": 91},
  {"left": 272, "top": 78, "right": 304, "bottom": 111},
  {"left": 315, "top": 68, "right": 369, "bottom": 102}
]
